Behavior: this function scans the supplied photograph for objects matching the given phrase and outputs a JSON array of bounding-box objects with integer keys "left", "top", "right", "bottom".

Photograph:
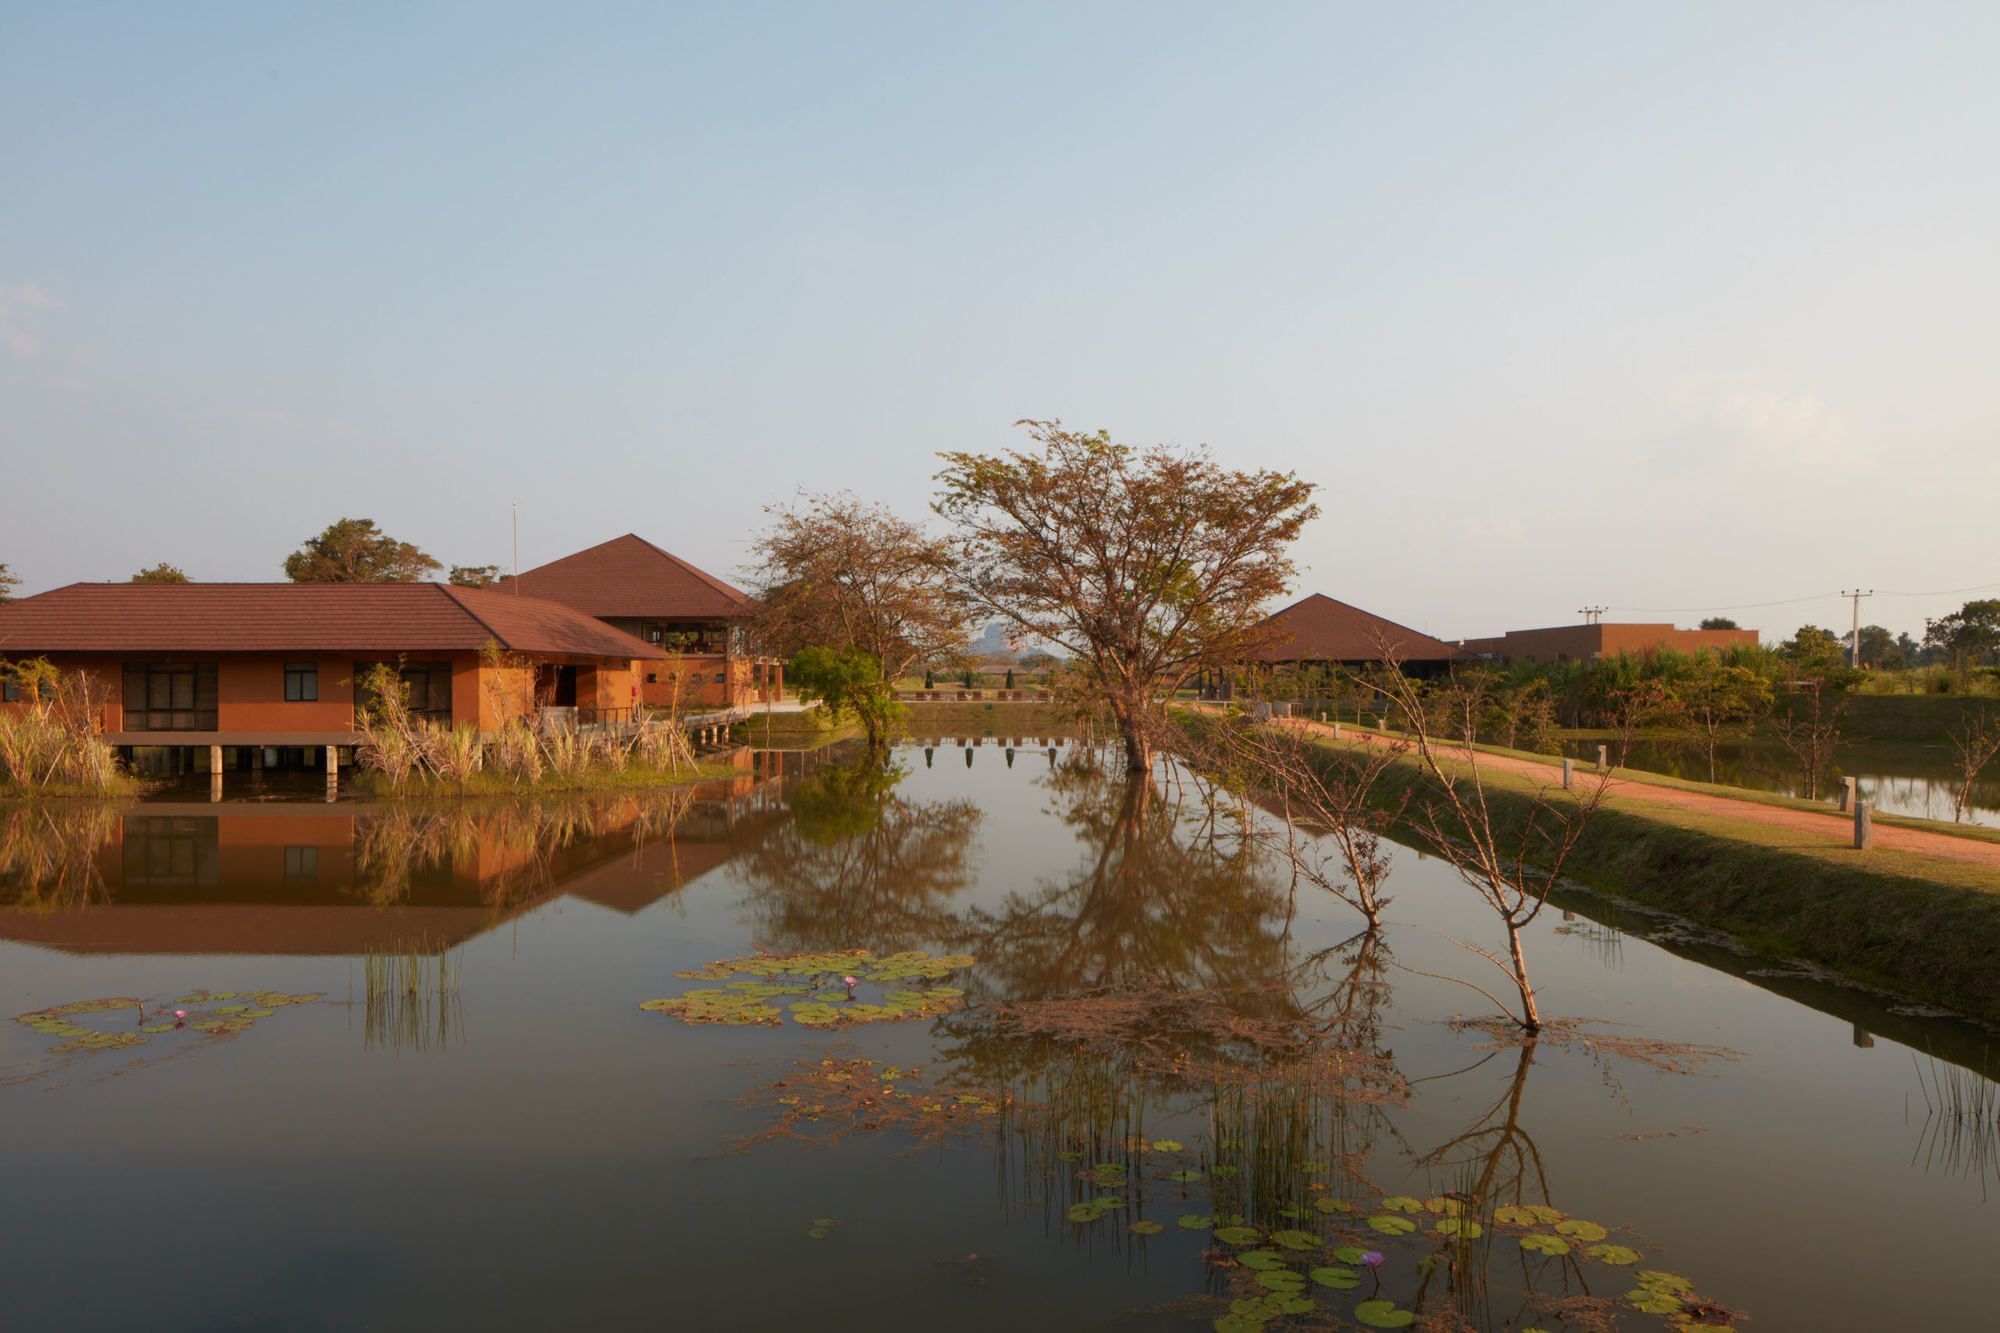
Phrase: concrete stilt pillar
[
  {"left": 1854, "top": 800, "right": 1874, "bottom": 850},
  {"left": 325, "top": 745, "right": 339, "bottom": 802},
  {"left": 209, "top": 745, "right": 224, "bottom": 803}
]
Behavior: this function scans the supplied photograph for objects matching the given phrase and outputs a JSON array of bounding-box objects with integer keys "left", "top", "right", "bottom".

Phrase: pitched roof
[
  {"left": 497, "top": 534, "right": 756, "bottom": 621},
  {"left": 0, "top": 583, "right": 664, "bottom": 659},
  {"left": 1244, "top": 593, "right": 1457, "bottom": 663}
]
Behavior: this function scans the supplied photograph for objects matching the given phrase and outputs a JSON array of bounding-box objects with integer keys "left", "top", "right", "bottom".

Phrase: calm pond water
[
  {"left": 3, "top": 740, "right": 1997, "bottom": 1332},
  {"left": 1558, "top": 736, "right": 1999, "bottom": 829}
]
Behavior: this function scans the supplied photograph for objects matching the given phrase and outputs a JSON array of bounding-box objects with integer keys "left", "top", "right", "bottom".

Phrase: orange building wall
[
  {"left": 2, "top": 651, "right": 645, "bottom": 740},
  {"left": 1460, "top": 624, "right": 1759, "bottom": 664},
  {"left": 217, "top": 655, "right": 358, "bottom": 734}
]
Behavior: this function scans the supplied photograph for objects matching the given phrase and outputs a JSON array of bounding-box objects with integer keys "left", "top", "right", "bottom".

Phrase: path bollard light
[
  {"left": 1838, "top": 775, "right": 1857, "bottom": 812},
  {"left": 1854, "top": 800, "right": 1873, "bottom": 850},
  {"left": 1331, "top": 721, "right": 1342, "bottom": 739},
  {"left": 1562, "top": 757, "right": 1574, "bottom": 790},
  {"left": 1596, "top": 744, "right": 1609, "bottom": 773}
]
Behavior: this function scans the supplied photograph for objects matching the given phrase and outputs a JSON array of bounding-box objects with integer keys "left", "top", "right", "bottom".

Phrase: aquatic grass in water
[{"left": 361, "top": 937, "right": 465, "bottom": 1053}]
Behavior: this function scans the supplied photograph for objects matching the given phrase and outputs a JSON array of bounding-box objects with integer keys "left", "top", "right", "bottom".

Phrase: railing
[
  {"left": 535, "top": 705, "right": 637, "bottom": 732},
  {"left": 893, "top": 690, "right": 1054, "bottom": 702}
]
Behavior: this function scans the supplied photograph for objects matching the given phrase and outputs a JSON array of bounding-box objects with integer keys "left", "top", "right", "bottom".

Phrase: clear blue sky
[{"left": 4, "top": 2, "right": 1996, "bottom": 642}]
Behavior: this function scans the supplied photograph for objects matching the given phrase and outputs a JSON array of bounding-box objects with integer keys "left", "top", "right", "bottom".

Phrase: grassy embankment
[{"left": 1291, "top": 727, "right": 2000, "bottom": 1026}]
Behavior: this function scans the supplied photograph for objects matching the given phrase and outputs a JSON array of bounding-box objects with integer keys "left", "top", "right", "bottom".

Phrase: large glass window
[
  {"left": 284, "top": 662, "right": 318, "bottom": 702},
  {"left": 121, "top": 662, "right": 219, "bottom": 731},
  {"left": 356, "top": 662, "right": 454, "bottom": 723}
]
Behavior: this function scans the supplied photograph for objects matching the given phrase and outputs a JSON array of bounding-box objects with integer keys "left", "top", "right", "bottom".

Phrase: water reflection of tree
[
  {"left": 0, "top": 803, "right": 121, "bottom": 911},
  {"left": 738, "top": 756, "right": 981, "bottom": 953},
  {"left": 949, "top": 755, "right": 1292, "bottom": 1001}
]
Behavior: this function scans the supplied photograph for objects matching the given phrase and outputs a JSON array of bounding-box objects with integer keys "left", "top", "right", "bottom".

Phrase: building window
[
  {"left": 356, "top": 661, "right": 453, "bottom": 723},
  {"left": 121, "top": 662, "right": 219, "bottom": 731},
  {"left": 646, "top": 673, "right": 658, "bottom": 683},
  {"left": 713, "top": 671, "right": 726, "bottom": 684},
  {"left": 1, "top": 677, "right": 16, "bottom": 703},
  {"left": 284, "top": 663, "right": 318, "bottom": 702},
  {"left": 284, "top": 846, "right": 319, "bottom": 882}
]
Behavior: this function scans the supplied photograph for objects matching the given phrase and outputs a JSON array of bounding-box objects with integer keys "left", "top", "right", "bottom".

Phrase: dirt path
[{"left": 1295, "top": 720, "right": 2000, "bottom": 872}]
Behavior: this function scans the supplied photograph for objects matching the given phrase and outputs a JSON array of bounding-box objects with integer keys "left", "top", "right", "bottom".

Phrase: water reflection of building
[{"left": 0, "top": 767, "right": 781, "bottom": 956}]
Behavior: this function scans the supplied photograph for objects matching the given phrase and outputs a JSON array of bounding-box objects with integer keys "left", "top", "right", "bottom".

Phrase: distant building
[
  {"left": 1457, "top": 622, "right": 1758, "bottom": 665},
  {"left": 497, "top": 534, "right": 781, "bottom": 708},
  {"left": 0, "top": 581, "right": 663, "bottom": 770},
  {"left": 1243, "top": 593, "right": 1459, "bottom": 670}
]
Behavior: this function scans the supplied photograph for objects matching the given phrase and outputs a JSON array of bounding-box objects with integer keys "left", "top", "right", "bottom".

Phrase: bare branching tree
[
  {"left": 1771, "top": 685, "right": 1844, "bottom": 802},
  {"left": 1948, "top": 706, "right": 2000, "bottom": 825},
  {"left": 1372, "top": 653, "right": 1611, "bottom": 1033},
  {"left": 1201, "top": 712, "right": 1409, "bottom": 930}
]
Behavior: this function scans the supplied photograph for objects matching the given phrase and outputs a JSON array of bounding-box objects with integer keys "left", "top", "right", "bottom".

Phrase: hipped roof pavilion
[
  {"left": 1243, "top": 593, "right": 1458, "bottom": 667},
  {"left": 496, "top": 534, "right": 756, "bottom": 622},
  {"left": 0, "top": 582, "right": 665, "bottom": 660}
]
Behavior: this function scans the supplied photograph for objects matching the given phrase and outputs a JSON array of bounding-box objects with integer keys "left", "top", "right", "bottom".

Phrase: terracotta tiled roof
[
  {"left": 0, "top": 583, "right": 664, "bottom": 659},
  {"left": 1244, "top": 593, "right": 1457, "bottom": 663},
  {"left": 496, "top": 534, "right": 755, "bottom": 620}
]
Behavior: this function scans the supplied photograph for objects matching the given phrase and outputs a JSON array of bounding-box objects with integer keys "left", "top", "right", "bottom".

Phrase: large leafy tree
[
  {"left": 448, "top": 564, "right": 501, "bottom": 588},
  {"left": 283, "top": 519, "right": 441, "bottom": 583},
  {"left": 788, "top": 646, "right": 901, "bottom": 747},
  {"left": 748, "top": 491, "right": 966, "bottom": 683},
  {"left": 130, "top": 562, "right": 190, "bottom": 584},
  {"left": 936, "top": 421, "right": 1318, "bottom": 771},
  {"left": 0, "top": 562, "right": 19, "bottom": 604},
  {"left": 1926, "top": 599, "right": 2000, "bottom": 673}
]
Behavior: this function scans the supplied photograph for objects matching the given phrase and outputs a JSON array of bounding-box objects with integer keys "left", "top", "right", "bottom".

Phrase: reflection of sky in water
[{"left": 0, "top": 743, "right": 1995, "bottom": 1330}]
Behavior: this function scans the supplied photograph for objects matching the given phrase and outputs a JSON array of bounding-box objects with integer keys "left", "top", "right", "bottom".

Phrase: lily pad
[
  {"left": 1269, "top": 1229, "right": 1319, "bottom": 1251},
  {"left": 1520, "top": 1233, "right": 1571, "bottom": 1256},
  {"left": 1178, "top": 1214, "right": 1213, "bottom": 1230},
  {"left": 1168, "top": 1169, "right": 1203, "bottom": 1183},
  {"left": 1313, "top": 1197, "right": 1354, "bottom": 1215},
  {"left": 1367, "top": 1214, "right": 1417, "bottom": 1236},
  {"left": 1213, "top": 1225, "right": 1262, "bottom": 1245},
  {"left": 1128, "top": 1219, "right": 1164, "bottom": 1235},
  {"left": 1628, "top": 1288, "right": 1684, "bottom": 1315},
  {"left": 1253, "top": 1269, "right": 1305, "bottom": 1293},
  {"left": 1237, "top": 1250, "right": 1288, "bottom": 1271},
  {"left": 1354, "top": 1299, "right": 1416, "bottom": 1328},
  {"left": 1150, "top": 1139, "right": 1184, "bottom": 1152},
  {"left": 1636, "top": 1271, "right": 1694, "bottom": 1294},
  {"left": 1378, "top": 1195, "right": 1423, "bottom": 1213},
  {"left": 1495, "top": 1204, "right": 1563, "bottom": 1226},
  {"left": 1309, "top": 1265, "right": 1360, "bottom": 1290},
  {"left": 1554, "top": 1219, "right": 1608, "bottom": 1242},
  {"left": 1587, "top": 1243, "right": 1642, "bottom": 1265},
  {"left": 1434, "top": 1218, "right": 1483, "bottom": 1239}
]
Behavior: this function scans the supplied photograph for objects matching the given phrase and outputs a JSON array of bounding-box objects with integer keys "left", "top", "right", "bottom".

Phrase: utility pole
[
  {"left": 1576, "top": 606, "right": 1606, "bottom": 625},
  {"left": 512, "top": 502, "right": 520, "bottom": 595},
  {"left": 1841, "top": 588, "right": 1873, "bottom": 667}
]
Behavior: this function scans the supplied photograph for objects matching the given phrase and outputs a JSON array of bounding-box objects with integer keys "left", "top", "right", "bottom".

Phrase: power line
[{"left": 1606, "top": 578, "right": 2000, "bottom": 615}]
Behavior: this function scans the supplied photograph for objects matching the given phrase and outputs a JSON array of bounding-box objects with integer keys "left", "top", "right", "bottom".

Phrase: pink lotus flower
[
  {"left": 843, "top": 976, "right": 859, "bottom": 988},
  {"left": 1361, "top": 1251, "right": 1385, "bottom": 1267}
]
